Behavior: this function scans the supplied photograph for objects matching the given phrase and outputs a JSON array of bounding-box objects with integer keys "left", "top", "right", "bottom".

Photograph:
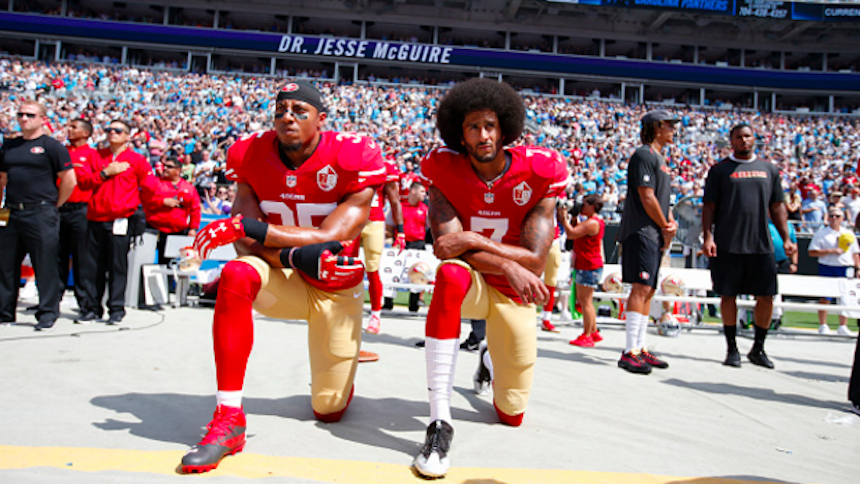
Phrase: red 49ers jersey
[
  {"left": 420, "top": 145, "right": 569, "bottom": 301},
  {"left": 399, "top": 170, "right": 419, "bottom": 201},
  {"left": 369, "top": 157, "right": 401, "bottom": 222},
  {"left": 227, "top": 130, "right": 386, "bottom": 291}
]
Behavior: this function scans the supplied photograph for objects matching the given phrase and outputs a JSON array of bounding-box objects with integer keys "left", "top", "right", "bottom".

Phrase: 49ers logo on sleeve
[
  {"left": 282, "top": 83, "right": 299, "bottom": 92},
  {"left": 30, "top": 147, "right": 45, "bottom": 154},
  {"left": 317, "top": 165, "right": 338, "bottom": 191},
  {"left": 286, "top": 174, "right": 297, "bottom": 187},
  {"left": 512, "top": 181, "right": 532, "bottom": 206}
]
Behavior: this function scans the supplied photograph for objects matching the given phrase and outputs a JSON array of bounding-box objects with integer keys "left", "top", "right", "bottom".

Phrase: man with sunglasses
[
  {"left": 0, "top": 101, "right": 75, "bottom": 331},
  {"left": 76, "top": 120, "right": 154, "bottom": 325},
  {"left": 808, "top": 206, "right": 859, "bottom": 336},
  {"left": 703, "top": 123, "right": 796, "bottom": 368},
  {"left": 180, "top": 81, "right": 386, "bottom": 473},
  {"left": 141, "top": 157, "right": 201, "bottom": 265}
]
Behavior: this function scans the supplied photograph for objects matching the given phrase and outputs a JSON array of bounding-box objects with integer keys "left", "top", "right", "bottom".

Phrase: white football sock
[
  {"left": 637, "top": 312, "right": 649, "bottom": 351},
  {"left": 624, "top": 312, "right": 640, "bottom": 354},
  {"left": 216, "top": 390, "right": 243, "bottom": 409},
  {"left": 370, "top": 310, "right": 381, "bottom": 318},
  {"left": 541, "top": 310, "right": 551, "bottom": 320},
  {"left": 426, "top": 337, "right": 458, "bottom": 425}
]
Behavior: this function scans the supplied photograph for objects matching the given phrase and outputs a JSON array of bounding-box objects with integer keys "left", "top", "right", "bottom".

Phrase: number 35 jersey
[
  {"left": 227, "top": 130, "right": 386, "bottom": 289},
  {"left": 420, "top": 145, "right": 569, "bottom": 301}
]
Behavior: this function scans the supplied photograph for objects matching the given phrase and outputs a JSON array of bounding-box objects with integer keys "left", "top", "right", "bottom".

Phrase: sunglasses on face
[
  {"left": 105, "top": 127, "right": 128, "bottom": 134},
  {"left": 163, "top": 164, "right": 179, "bottom": 169},
  {"left": 17, "top": 112, "right": 39, "bottom": 119}
]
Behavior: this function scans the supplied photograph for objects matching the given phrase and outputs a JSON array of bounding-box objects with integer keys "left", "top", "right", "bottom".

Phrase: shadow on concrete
[
  {"left": 89, "top": 392, "right": 470, "bottom": 458},
  {"left": 781, "top": 370, "right": 849, "bottom": 384},
  {"left": 660, "top": 379, "right": 845, "bottom": 410},
  {"left": 665, "top": 476, "right": 798, "bottom": 484}
]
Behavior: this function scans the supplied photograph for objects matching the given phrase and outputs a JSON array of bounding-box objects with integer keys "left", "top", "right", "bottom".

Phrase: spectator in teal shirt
[{"left": 769, "top": 219, "right": 798, "bottom": 274}]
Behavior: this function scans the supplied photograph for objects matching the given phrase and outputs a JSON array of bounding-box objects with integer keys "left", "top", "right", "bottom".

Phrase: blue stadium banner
[
  {"left": 792, "top": 3, "right": 860, "bottom": 22},
  {"left": 549, "top": 0, "right": 734, "bottom": 15},
  {"left": 1, "top": 12, "right": 858, "bottom": 91},
  {"left": 735, "top": 0, "right": 790, "bottom": 19}
]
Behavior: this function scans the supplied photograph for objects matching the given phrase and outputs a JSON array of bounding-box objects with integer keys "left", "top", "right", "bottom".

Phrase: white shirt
[{"left": 809, "top": 226, "right": 860, "bottom": 267}]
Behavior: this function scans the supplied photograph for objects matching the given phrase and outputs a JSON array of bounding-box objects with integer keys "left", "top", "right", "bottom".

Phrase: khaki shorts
[
  {"left": 361, "top": 220, "right": 385, "bottom": 273},
  {"left": 440, "top": 259, "right": 537, "bottom": 417},
  {"left": 236, "top": 255, "right": 363, "bottom": 416}
]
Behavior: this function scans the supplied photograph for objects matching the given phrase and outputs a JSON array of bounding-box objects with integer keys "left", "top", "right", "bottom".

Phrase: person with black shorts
[
  {"left": 616, "top": 110, "right": 678, "bottom": 374},
  {"left": 702, "top": 124, "right": 795, "bottom": 369},
  {"left": 0, "top": 101, "right": 76, "bottom": 331}
]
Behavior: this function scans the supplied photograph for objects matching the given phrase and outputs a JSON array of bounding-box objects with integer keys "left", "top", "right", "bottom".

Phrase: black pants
[
  {"left": 81, "top": 220, "right": 131, "bottom": 318},
  {"left": 850, "top": 328, "right": 860, "bottom": 406},
  {"left": 58, "top": 203, "right": 90, "bottom": 310},
  {"left": 0, "top": 205, "right": 62, "bottom": 324},
  {"left": 406, "top": 240, "right": 426, "bottom": 312}
]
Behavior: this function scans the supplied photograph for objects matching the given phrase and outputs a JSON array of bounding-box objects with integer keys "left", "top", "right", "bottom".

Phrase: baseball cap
[{"left": 641, "top": 110, "right": 680, "bottom": 126}]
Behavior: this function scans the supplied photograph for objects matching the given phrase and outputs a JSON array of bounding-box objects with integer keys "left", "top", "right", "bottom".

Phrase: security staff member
[
  {"left": 76, "top": 120, "right": 154, "bottom": 325},
  {"left": 141, "top": 156, "right": 201, "bottom": 265},
  {"left": 60, "top": 119, "right": 97, "bottom": 314},
  {"left": 0, "top": 101, "right": 76, "bottom": 331}
]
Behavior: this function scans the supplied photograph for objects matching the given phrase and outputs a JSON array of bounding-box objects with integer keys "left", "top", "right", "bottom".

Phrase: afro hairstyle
[{"left": 436, "top": 78, "right": 525, "bottom": 154}]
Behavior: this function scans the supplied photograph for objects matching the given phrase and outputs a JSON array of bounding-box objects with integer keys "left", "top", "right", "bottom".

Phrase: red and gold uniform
[
  {"left": 420, "top": 145, "right": 567, "bottom": 418},
  {"left": 223, "top": 130, "right": 385, "bottom": 416},
  {"left": 362, "top": 157, "right": 401, "bottom": 272},
  {"left": 399, "top": 170, "right": 419, "bottom": 201}
]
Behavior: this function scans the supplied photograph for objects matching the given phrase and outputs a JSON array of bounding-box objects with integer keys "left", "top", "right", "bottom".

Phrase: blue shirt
[{"left": 768, "top": 221, "right": 796, "bottom": 262}]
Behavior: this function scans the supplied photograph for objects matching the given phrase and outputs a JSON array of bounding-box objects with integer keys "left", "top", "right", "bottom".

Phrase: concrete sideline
[{"left": 0, "top": 294, "right": 857, "bottom": 484}]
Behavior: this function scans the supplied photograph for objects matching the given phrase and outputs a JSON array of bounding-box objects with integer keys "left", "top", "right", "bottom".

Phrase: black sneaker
[
  {"left": 747, "top": 349, "right": 774, "bottom": 369},
  {"left": 618, "top": 351, "right": 652, "bottom": 375},
  {"left": 459, "top": 337, "right": 480, "bottom": 352},
  {"left": 382, "top": 298, "right": 394, "bottom": 311},
  {"left": 851, "top": 402, "right": 860, "bottom": 417},
  {"left": 34, "top": 320, "right": 56, "bottom": 332},
  {"left": 639, "top": 350, "right": 669, "bottom": 369},
  {"left": 106, "top": 313, "right": 124, "bottom": 325},
  {"left": 413, "top": 420, "right": 454, "bottom": 478},
  {"left": 474, "top": 344, "right": 492, "bottom": 395},
  {"left": 181, "top": 405, "right": 246, "bottom": 473},
  {"left": 723, "top": 349, "right": 741, "bottom": 367},
  {"left": 75, "top": 311, "right": 99, "bottom": 324}
]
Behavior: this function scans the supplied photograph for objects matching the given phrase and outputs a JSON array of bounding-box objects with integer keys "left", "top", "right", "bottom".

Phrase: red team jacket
[
  {"left": 368, "top": 157, "right": 402, "bottom": 222},
  {"left": 402, "top": 199, "right": 428, "bottom": 242},
  {"left": 226, "top": 130, "right": 387, "bottom": 291},
  {"left": 141, "top": 176, "right": 202, "bottom": 233},
  {"left": 65, "top": 144, "right": 97, "bottom": 204},
  {"left": 78, "top": 148, "right": 153, "bottom": 222},
  {"left": 420, "top": 145, "right": 569, "bottom": 302}
]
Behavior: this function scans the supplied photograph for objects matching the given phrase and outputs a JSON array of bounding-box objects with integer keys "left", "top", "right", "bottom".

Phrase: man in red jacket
[
  {"left": 141, "top": 157, "right": 201, "bottom": 265},
  {"left": 60, "top": 119, "right": 97, "bottom": 315},
  {"left": 76, "top": 120, "right": 154, "bottom": 325}
]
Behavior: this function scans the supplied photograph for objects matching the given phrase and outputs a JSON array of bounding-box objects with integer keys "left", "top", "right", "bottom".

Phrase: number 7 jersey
[{"left": 419, "top": 145, "right": 569, "bottom": 300}]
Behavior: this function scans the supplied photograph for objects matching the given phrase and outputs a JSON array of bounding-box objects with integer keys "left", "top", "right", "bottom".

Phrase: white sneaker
[
  {"left": 818, "top": 324, "right": 832, "bottom": 335},
  {"left": 560, "top": 309, "right": 573, "bottom": 321},
  {"left": 837, "top": 325, "right": 855, "bottom": 336},
  {"left": 413, "top": 420, "right": 454, "bottom": 478}
]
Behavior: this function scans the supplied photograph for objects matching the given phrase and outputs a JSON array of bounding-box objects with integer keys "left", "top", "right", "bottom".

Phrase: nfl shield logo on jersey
[
  {"left": 317, "top": 165, "right": 338, "bottom": 192},
  {"left": 512, "top": 181, "right": 532, "bottom": 206},
  {"left": 484, "top": 192, "right": 494, "bottom": 204},
  {"left": 286, "top": 175, "right": 297, "bottom": 187}
]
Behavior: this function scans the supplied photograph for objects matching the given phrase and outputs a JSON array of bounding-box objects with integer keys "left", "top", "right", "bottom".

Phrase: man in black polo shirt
[
  {"left": 616, "top": 110, "right": 678, "bottom": 375},
  {"left": 0, "top": 101, "right": 76, "bottom": 331},
  {"left": 702, "top": 123, "right": 794, "bottom": 369}
]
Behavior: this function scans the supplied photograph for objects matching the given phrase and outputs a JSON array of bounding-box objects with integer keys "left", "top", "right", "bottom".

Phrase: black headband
[{"left": 276, "top": 81, "right": 325, "bottom": 113}]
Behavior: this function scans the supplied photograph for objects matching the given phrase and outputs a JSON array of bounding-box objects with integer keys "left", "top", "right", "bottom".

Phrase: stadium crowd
[{"left": 1, "top": 58, "right": 860, "bottom": 231}]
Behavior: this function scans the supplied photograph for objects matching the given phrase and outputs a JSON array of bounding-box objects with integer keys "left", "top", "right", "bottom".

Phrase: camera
[{"left": 557, "top": 197, "right": 582, "bottom": 217}]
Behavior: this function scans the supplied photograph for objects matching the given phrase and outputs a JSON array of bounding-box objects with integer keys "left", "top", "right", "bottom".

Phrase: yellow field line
[{"left": 0, "top": 445, "right": 819, "bottom": 484}]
